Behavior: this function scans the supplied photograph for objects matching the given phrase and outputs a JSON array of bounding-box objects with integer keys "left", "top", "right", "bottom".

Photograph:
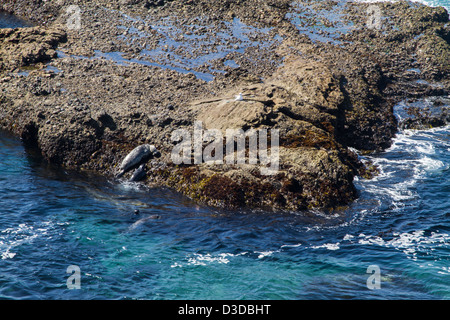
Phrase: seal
[
  {"left": 128, "top": 214, "right": 161, "bottom": 231},
  {"left": 116, "top": 144, "right": 160, "bottom": 178},
  {"left": 129, "top": 164, "right": 147, "bottom": 182}
]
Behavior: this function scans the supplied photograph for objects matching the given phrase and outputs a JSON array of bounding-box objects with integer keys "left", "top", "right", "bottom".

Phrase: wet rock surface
[{"left": 0, "top": 0, "right": 449, "bottom": 212}]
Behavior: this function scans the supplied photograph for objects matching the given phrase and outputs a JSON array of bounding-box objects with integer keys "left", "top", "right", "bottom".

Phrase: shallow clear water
[{"left": 58, "top": 12, "right": 282, "bottom": 82}]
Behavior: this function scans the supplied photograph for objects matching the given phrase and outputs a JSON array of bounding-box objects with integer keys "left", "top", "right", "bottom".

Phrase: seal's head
[{"left": 149, "top": 144, "right": 161, "bottom": 158}]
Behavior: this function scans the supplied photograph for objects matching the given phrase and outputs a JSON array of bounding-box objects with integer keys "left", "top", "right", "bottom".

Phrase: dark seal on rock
[
  {"left": 129, "top": 163, "right": 147, "bottom": 182},
  {"left": 116, "top": 144, "right": 160, "bottom": 178}
]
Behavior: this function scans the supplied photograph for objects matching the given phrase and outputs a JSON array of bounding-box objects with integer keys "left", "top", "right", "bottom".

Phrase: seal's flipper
[{"left": 129, "top": 164, "right": 146, "bottom": 182}]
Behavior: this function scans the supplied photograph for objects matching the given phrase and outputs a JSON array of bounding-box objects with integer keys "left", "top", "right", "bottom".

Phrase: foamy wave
[
  {"left": 356, "top": 126, "right": 448, "bottom": 209},
  {"left": 310, "top": 243, "right": 340, "bottom": 250},
  {"left": 170, "top": 243, "right": 305, "bottom": 268},
  {"left": 171, "top": 252, "right": 248, "bottom": 268},
  {"left": 187, "top": 253, "right": 233, "bottom": 266},
  {"left": 168, "top": 227, "right": 450, "bottom": 270},
  {"left": 347, "top": 230, "right": 450, "bottom": 260}
]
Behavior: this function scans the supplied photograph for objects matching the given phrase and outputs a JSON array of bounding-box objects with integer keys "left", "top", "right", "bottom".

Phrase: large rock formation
[{"left": 0, "top": 0, "right": 449, "bottom": 212}]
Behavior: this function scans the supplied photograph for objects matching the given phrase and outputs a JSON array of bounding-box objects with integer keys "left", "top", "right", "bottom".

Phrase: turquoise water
[{"left": 0, "top": 1, "right": 449, "bottom": 300}]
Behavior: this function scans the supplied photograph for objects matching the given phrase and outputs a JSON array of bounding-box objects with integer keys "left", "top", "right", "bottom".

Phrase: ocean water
[{"left": 0, "top": 1, "right": 449, "bottom": 300}]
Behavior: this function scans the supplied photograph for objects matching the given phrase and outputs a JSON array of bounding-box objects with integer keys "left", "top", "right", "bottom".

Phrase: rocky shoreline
[{"left": 0, "top": 0, "right": 449, "bottom": 212}]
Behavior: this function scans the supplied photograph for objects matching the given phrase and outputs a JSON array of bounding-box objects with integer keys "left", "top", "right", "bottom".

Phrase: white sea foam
[
  {"left": 437, "top": 266, "right": 450, "bottom": 275},
  {"left": 169, "top": 228, "right": 449, "bottom": 269},
  {"left": 355, "top": 125, "right": 448, "bottom": 210},
  {"left": 171, "top": 252, "right": 248, "bottom": 268},
  {"left": 306, "top": 229, "right": 450, "bottom": 263},
  {"left": 310, "top": 243, "right": 340, "bottom": 251},
  {"left": 343, "top": 234, "right": 355, "bottom": 241},
  {"left": 171, "top": 242, "right": 304, "bottom": 268},
  {"left": 256, "top": 251, "right": 276, "bottom": 259},
  {"left": 187, "top": 253, "right": 233, "bottom": 266},
  {"left": 349, "top": 230, "right": 450, "bottom": 260}
]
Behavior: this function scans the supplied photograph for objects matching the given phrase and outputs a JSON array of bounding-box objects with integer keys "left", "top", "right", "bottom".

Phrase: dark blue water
[{"left": 0, "top": 123, "right": 448, "bottom": 300}]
